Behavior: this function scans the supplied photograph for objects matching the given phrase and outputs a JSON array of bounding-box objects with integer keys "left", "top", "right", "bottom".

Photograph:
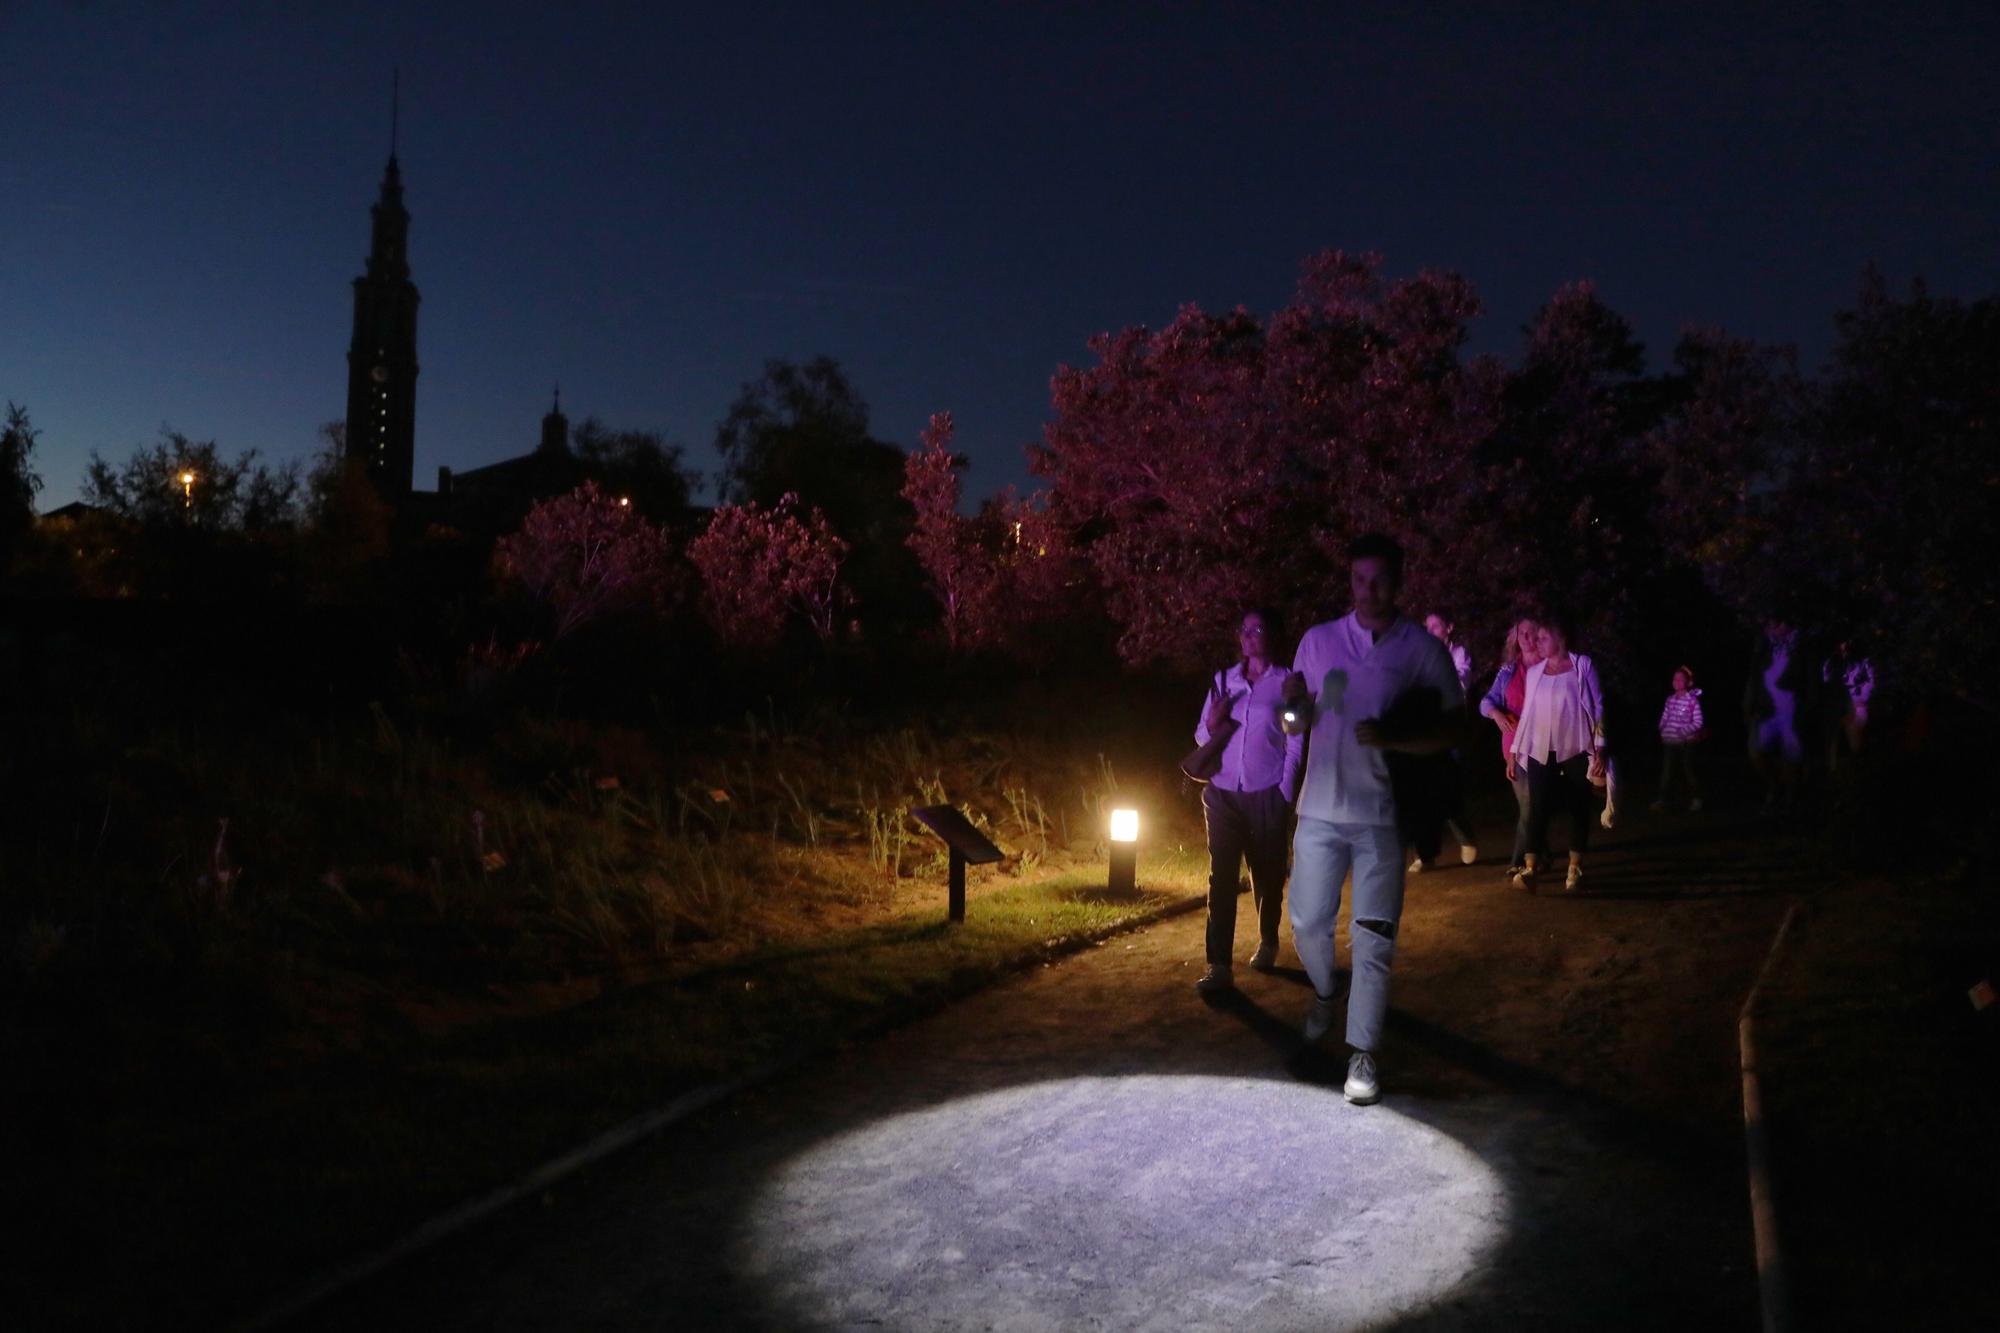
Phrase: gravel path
[{"left": 305, "top": 818, "right": 1783, "bottom": 1331}]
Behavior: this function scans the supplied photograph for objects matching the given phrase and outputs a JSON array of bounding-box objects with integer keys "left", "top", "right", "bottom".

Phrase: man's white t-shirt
[{"left": 1292, "top": 612, "right": 1465, "bottom": 828}]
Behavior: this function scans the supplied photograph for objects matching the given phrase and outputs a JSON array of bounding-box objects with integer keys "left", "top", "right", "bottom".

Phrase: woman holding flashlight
[{"left": 1192, "top": 608, "right": 1302, "bottom": 992}]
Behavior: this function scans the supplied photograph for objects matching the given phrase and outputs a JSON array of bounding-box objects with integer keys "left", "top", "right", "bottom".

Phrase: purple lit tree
[
  {"left": 1034, "top": 251, "right": 1504, "bottom": 668},
  {"left": 687, "top": 492, "right": 850, "bottom": 649},
  {"left": 494, "top": 481, "right": 678, "bottom": 640}
]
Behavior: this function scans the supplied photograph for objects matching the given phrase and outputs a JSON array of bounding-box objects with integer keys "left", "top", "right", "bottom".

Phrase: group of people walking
[
  {"left": 1188, "top": 534, "right": 1467, "bottom": 1108},
  {"left": 1183, "top": 535, "right": 1788, "bottom": 1109}
]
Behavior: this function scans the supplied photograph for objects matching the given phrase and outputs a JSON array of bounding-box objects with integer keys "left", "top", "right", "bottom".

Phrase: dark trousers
[
  {"left": 1526, "top": 752, "right": 1594, "bottom": 858},
  {"left": 1441, "top": 752, "right": 1475, "bottom": 844},
  {"left": 1658, "top": 742, "right": 1700, "bottom": 799},
  {"left": 1203, "top": 783, "right": 1291, "bottom": 965}
]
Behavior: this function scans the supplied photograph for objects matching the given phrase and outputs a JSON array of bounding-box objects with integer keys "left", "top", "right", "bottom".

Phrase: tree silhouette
[
  {"left": 569, "top": 417, "right": 696, "bottom": 522},
  {"left": 83, "top": 429, "right": 300, "bottom": 531},
  {"left": 714, "top": 356, "right": 873, "bottom": 507},
  {"left": 1807, "top": 273, "right": 2000, "bottom": 699},
  {"left": 1, "top": 401, "right": 44, "bottom": 563},
  {"left": 712, "top": 357, "right": 914, "bottom": 621},
  {"left": 302, "top": 422, "right": 393, "bottom": 602}
]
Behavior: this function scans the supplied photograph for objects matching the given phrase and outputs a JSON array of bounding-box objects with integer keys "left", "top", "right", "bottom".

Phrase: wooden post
[{"left": 948, "top": 850, "right": 966, "bottom": 924}]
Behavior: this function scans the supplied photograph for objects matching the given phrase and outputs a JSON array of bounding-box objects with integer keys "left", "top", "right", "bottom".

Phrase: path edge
[
  {"left": 1739, "top": 897, "right": 1803, "bottom": 1333},
  {"left": 231, "top": 889, "right": 1205, "bottom": 1332}
]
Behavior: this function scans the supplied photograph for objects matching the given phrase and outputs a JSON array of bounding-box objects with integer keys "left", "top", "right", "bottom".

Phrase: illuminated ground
[
  {"left": 303, "top": 812, "right": 1784, "bottom": 1331},
  {"left": 737, "top": 1075, "right": 1509, "bottom": 1329}
]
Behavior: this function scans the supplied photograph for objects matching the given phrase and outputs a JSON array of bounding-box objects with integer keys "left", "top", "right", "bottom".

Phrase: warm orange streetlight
[
  {"left": 179, "top": 471, "right": 196, "bottom": 508},
  {"left": 618, "top": 496, "right": 631, "bottom": 508}
]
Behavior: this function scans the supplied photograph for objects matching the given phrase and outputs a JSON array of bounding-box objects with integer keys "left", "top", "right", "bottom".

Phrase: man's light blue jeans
[{"left": 1289, "top": 816, "right": 1405, "bottom": 1052}]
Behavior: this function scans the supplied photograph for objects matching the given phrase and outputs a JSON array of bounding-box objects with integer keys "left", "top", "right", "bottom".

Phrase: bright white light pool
[{"left": 736, "top": 1074, "right": 1509, "bottom": 1331}]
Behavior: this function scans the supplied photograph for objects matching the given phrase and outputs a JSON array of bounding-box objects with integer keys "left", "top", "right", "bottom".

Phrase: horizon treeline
[{"left": 3, "top": 251, "right": 1996, "bottom": 708}]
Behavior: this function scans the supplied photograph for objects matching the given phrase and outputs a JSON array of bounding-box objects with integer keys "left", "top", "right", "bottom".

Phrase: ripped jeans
[{"left": 1289, "top": 817, "right": 1404, "bottom": 1052}]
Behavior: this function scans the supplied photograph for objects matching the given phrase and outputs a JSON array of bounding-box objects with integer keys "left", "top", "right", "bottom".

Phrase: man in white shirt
[{"left": 1283, "top": 534, "right": 1467, "bottom": 1105}]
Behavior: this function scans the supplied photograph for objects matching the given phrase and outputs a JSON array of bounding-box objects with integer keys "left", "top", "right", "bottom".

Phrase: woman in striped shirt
[{"left": 1653, "top": 665, "right": 1706, "bottom": 812}]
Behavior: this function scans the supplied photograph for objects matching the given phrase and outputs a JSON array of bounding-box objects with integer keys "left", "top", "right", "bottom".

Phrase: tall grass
[{"left": 0, "top": 701, "right": 1175, "bottom": 1023}]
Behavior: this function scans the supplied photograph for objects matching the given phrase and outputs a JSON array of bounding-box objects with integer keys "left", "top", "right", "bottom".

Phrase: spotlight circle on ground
[{"left": 738, "top": 1074, "right": 1508, "bottom": 1331}]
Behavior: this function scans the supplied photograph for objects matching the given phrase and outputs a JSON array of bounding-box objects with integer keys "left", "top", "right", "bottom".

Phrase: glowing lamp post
[
  {"left": 179, "top": 470, "right": 196, "bottom": 510},
  {"left": 1108, "top": 808, "right": 1139, "bottom": 895}
]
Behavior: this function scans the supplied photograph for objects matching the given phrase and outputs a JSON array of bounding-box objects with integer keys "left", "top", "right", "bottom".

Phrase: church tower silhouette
[{"left": 344, "top": 73, "right": 420, "bottom": 501}]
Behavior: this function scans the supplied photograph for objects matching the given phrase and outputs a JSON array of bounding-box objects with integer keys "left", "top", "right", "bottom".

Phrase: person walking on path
[
  {"left": 1283, "top": 534, "right": 1465, "bottom": 1105},
  {"left": 1651, "top": 665, "right": 1706, "bottom": 812},
  {"left": 1507, "top": 615, "right": 1607, "bottom": 892},
  {"left": 1479, "top": 617, "right": 1547, "bottom": 879},
  {"left": 1745, "top": 619, "right": 1809, "bottom": 812},
  {"left": 1413, "top": 611, "right": 1479, "bottom": 871},
  {"left": 1193, "top": 609, "right": 1302, "bottom": 993},
  {"left": 1822, "top": 641, "right": 1875, "bottom": 773}
]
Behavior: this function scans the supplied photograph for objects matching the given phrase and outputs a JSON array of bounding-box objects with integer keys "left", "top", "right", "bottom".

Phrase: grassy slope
[{"left": 11, "top": 742, "right": 1204, "bottom": 1331}]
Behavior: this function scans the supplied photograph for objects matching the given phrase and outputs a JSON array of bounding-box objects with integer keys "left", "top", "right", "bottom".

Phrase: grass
[{"left": 1, "top": 696, "right": 1206, "bottom": 1329}]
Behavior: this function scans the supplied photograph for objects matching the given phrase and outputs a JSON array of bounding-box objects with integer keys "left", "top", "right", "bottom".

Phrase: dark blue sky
[{"left": 5, "top": 2, "right": 1996, "bottom": 509}]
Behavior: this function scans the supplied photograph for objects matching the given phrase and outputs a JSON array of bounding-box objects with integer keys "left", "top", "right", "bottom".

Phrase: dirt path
[{"left": 301, "top": 809, "right": 1797, "bottom": 1331}]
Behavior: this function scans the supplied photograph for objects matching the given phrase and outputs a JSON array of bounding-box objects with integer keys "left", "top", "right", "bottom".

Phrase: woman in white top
[
  {"left": 1192, "top": 607, "right": 1303, "bottom": 991},
  {"left": 1506, "top": 614, "right": 1607, "bottom": 891}
]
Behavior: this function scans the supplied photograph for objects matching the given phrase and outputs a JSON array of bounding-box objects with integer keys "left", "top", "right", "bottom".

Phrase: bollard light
[{"left": 1108, "top": 807, "right": 1138, "bottom": 895}]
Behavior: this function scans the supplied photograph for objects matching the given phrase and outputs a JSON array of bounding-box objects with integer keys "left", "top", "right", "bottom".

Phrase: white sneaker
[
  {"left": 1565, "top": 862, "right": 1584, "bottom": 892},
  {"left": 1247, "top": 940, "right": 1279, "bottom": 972},
  {"left": 1458, "top": 842, "right": 1478, "bottom": 865},
  {"left": 1303, "top": 992, "right": 1339, "bottom": 1041},
  {"left": 1344, "top": 1050, "right": 1380, "bottom": 1105},
  {"left": 1407, "top": 856, "right": 1429, "bottom": 874},
  {"left": 1194, "top": 964, "right": 1233, "bottom": 993}
]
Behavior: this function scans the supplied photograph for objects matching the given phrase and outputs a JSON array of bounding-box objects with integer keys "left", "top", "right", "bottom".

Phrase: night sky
[{"left": 5, "top": 2, "right": 1996, "bottom": 509}]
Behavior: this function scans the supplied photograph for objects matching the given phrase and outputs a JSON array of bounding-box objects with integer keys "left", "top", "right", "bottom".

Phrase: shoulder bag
[{"left": 1179, "top": 670, "right": 1239, "bottom": 783}]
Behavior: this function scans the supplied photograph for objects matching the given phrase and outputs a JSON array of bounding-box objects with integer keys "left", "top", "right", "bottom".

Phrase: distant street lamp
[
  {"left": 179, "top": 470, "right": 196, "bottom": 509},
  {"left": 1108, "top": 808, "right": 1139, "bottom": 895}
]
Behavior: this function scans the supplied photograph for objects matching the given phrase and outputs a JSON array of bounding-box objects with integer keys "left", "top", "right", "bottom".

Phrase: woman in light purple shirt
[{"left": 1192, "top": 607, "right": 1303, "bottom": 992}]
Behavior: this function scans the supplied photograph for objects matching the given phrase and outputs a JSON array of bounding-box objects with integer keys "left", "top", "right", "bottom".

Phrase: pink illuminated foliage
[
  {"left": 687, "top": 492, "right": 850, "bottom": 649},
  {"left": 494, "top": 481, "right": 678, "bottom": 640},
  {"left": 1035, "top": 251, "right": 1507, "bottom": 669},
  {"left": 902, "top": 411, "right": 1095, "bottom": 661},
  {"left": 901, "top": 412, "right": 1000, "bottom": 653}
]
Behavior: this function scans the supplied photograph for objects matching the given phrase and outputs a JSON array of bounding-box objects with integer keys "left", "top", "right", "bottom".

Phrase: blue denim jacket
[{"left": 1478, "top": 661, "right": 1516, "bottom": 720}]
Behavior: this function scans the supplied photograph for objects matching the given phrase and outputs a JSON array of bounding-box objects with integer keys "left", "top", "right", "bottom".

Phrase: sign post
[{"left": 910, "top": 805, "right": 1005, "bottom": 924}]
